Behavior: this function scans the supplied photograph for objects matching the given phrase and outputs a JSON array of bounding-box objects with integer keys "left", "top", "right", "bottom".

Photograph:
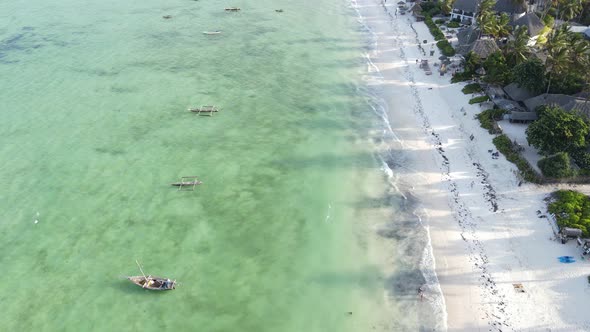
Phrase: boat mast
[{"left": 136, "top": 259, "right": 147, "bottom": 279}]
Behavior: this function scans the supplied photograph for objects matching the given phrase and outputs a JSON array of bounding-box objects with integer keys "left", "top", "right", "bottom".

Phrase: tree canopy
[
  {"left": 512, "top": 58, "right": 546, "bottom": 93},
  {"left": 526, "top": 105, "right": 589, "bottom": 155}
]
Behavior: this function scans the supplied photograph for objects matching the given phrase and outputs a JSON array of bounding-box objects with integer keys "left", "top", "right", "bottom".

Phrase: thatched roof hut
[
  {"left": 494, "top": 0, "right": 527, "bottom": 15},
  {"left": 503, "top": 83, "right": 537, "bottom": 102},
  {"left": 456, "top": 39, "right": 500, "bottom": 58},
  {"left": 510, "top": 13, "right": 545, "bottom": 37},
  {"left": 456, "top": 26, "right": 480, "bottom": 45},
  {"left": 523, "top": 94, "right": 590, "bottom": 117}
]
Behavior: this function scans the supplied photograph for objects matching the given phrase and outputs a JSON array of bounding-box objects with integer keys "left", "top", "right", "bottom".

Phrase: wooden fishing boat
[
  {"left": 171, "top": 176, "right": 202, "bottom": 191},
  {"left": 127, "top": 276, "right": 176, "bottom": 291},
  {"left": 225, "top": 7, "right": 240, "bottom": 11},
  {"left": 188, "top": 105, "right": 220, "bottom": 116},
  {"left": 127, "top": 260, "right": 176, "bottom": 291},
  {"left": 171, "top": 180, "right": 203, "bottom": 187},
  {"left": 203, "top": 31, "right": 222, "bottom": 35}
]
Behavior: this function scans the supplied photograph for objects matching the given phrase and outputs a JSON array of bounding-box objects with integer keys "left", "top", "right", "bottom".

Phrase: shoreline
[{"left": 354, "top": 0, "right": 590, "bottom": 331}]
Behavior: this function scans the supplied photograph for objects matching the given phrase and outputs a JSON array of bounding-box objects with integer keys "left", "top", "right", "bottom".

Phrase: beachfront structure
[
  {"left": 451, "top": 0, "right": 531, "bottom": 26},
  {"left": 451, "top": 0, "right": 480, "bottom": 25},
  {"left": 509, "top": 12, "right": 546, "bottom": 46},
  {"left": 456, "top": 26, "right": 480, "bottom": 45},
  {"left": 493, "top": 0, "right": 527, "bottom": 20},
  {"left": 503, "top": 83, "right": 537, "bottom": 102},
  {"left": 456, "top": 38, "right": 500, "bottom": 58},
  {"left": 523, "top": 94, "right": 590, "bottom": 116}
]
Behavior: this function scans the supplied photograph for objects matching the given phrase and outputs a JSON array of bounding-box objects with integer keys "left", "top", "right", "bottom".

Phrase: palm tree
[
  {"left": 559, "top": 0, "right": 584, "bottom": 21},
  {"left": 477, "top": 0, "right": 497, "bottom": 37},
  {"left": 568, "top": 34, "right": 590, "bottom": 67},
  {"left": 441, "top": 0, "right": 455, "bottom": 16},
  {"left": 494, "top": 13, "right": 512, "bottom": 38},
  {"left": 507, "top": 26, "right": 531, "bottom": 65},
  {"left": 545, "top": 24, "right": 572, "bottom": 93}
]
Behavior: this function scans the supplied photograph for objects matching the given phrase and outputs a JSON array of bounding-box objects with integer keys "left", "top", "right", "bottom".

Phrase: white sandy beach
[{"left": 354, "top": 0, "right": 590, "bottom": 331}]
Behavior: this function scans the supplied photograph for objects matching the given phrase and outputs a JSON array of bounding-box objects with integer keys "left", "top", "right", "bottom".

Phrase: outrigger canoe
[
  {"left": 171, "top": 180, "right": 202, "bottom": 187},
  {"left": 225, "top": 7, "right": 240, "bottom": 11}
]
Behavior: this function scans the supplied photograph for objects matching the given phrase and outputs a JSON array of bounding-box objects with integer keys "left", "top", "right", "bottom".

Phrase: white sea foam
[{"left": 352, "top": 0, "right": 448, "bottom": 330}]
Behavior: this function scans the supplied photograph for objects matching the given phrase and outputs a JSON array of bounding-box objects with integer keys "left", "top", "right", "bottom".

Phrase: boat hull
[{"left": 127, "top": 276, "right": 176, "bottom": 291}]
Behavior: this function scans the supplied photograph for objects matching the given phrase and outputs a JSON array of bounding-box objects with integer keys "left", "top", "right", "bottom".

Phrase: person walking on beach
[{"left": 417, "top": 286, "right": 425, "bottom": 301}]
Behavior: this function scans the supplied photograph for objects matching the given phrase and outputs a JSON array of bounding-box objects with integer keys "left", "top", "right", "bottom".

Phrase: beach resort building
[
  {"left": 509, "top": 12, "right": 546, "bottom": 46},
  {"left": 451, "top": 0, "right": 480, "bottom": 25},
  {"left": 493, "top": 0, "right": 527, "bottom": 21}
]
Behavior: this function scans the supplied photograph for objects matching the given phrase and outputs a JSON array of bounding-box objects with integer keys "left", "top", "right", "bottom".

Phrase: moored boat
[
  {"left": 127, "top": 260, "right": 176, "bottom": 291},
  {"left": 171, "top": 180, "right": 203, "bottom": 186},
  {"left": 127, "top": 275, "right": 176, "bottom": 291},
  {"left": 203, "top": 31, "right": 222, "bottom": 35},
  {"left": 225, "top": 7, "right": 240, "bottom": 11}
]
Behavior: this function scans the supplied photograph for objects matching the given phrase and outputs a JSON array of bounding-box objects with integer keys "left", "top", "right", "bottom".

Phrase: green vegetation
[
  {"left": 542, "top": 14, "right": 554, "bottom": 27},
  {"left": 425, "top": 15, "right": 455, "bottom": 56},
  {"left": 512, "top": 59, "right": 545, "bottom": 93},
  {"left": 526, "top": 106, "right": 589, "bottom": 155},
  {"left": 468, "top": 95, "right": 490, "bottom": 104},
  {"left": 424, "top": 15, "right": 445, "bottom": 40},
  {"left": 435, "top": 19, "right": 446, "bottom": 24},
  {"left": 572, "top": 149, "right": 590, "bottom": 171},
  {"left": 448, "top": 0, "right": 590, "bottom": 98},
  {"left": 538, "top": 152, "right": 572, "bottom": 178},
  {"left": 451, "top": 71, "right": 472, "bottom": 83},
  {"left": 440, "top": 0, "right": 454, "bottom": 15},
  {"left": 483, "top": 51, "right": 513, "bottom": 85},
  {"left": 436, "top": 40, "right": 456, "bottom": 56},
  {"left": 420, "top": 1, "right": 441, "bottom": 16},
  {"left": 476, "top": 109, "right": 506, "bottom": 134},
  {"left": 447, "top": 21, "right": 460, "bottom": 28},
  {"left": 493, "top": 135, "right": 542, "bottom": 183},
  {"left": 475, "top": 109, "right": 542, "bottom": 183},
  {"left": 548, "top": 190, "right": 590, "bottom": 236},
  {"left": 462, "top": 83, "right": 483, "bottom": 94}
]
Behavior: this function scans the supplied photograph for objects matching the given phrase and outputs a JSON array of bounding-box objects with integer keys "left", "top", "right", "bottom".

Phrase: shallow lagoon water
[{"left": 0, "top": 1, "right": 440, "bottom": 331}]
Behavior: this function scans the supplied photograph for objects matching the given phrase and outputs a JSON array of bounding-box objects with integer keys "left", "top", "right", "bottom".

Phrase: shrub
[
  {"left": 425, "top": 16, "right": 445, "bottom": 41},
  {"left": 548, "top": 190, "right": 590, "bottom": 236},
  {"left": 538, "top": 152, "right": 572, "bottom": 178},
  {"left": 477, "top": 109, "right": 506, "bottom": 134},
  {"left": 493, "top": 134, "right": 542, "bottom": 183},
  {"left": 435, "top": 19, "right": 446, "bottom": 24},
  {"left": 451, "top": 71, "right": 473, "bottom": 83},
  {"left": 421, "top": 1, "right": 442, "bottom": 16},
  {"left": 425, "top": 15, "right": 455, "bottom": 56},
  {"left": 462, "top": 83, "right": 483, "bottom": 94},
  {"left": 572, "top": 150, "right": 590, "bottom": 170},
  {"left": 436, "top": 40, "right": 455, "bottom": 56},
  {"left": 468, "top": 96, "right": 490, "bottom": 104},
  {"left": 482, "top": 51, "right": 513, "bottom": 85},
  {"left": 447, "top": 21, "right": 460, "bottom": 28}
]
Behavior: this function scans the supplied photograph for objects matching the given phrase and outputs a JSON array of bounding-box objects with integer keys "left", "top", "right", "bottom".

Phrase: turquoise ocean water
[{"left": 0, "top": 0, "right": 440, "bottom": 330}]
